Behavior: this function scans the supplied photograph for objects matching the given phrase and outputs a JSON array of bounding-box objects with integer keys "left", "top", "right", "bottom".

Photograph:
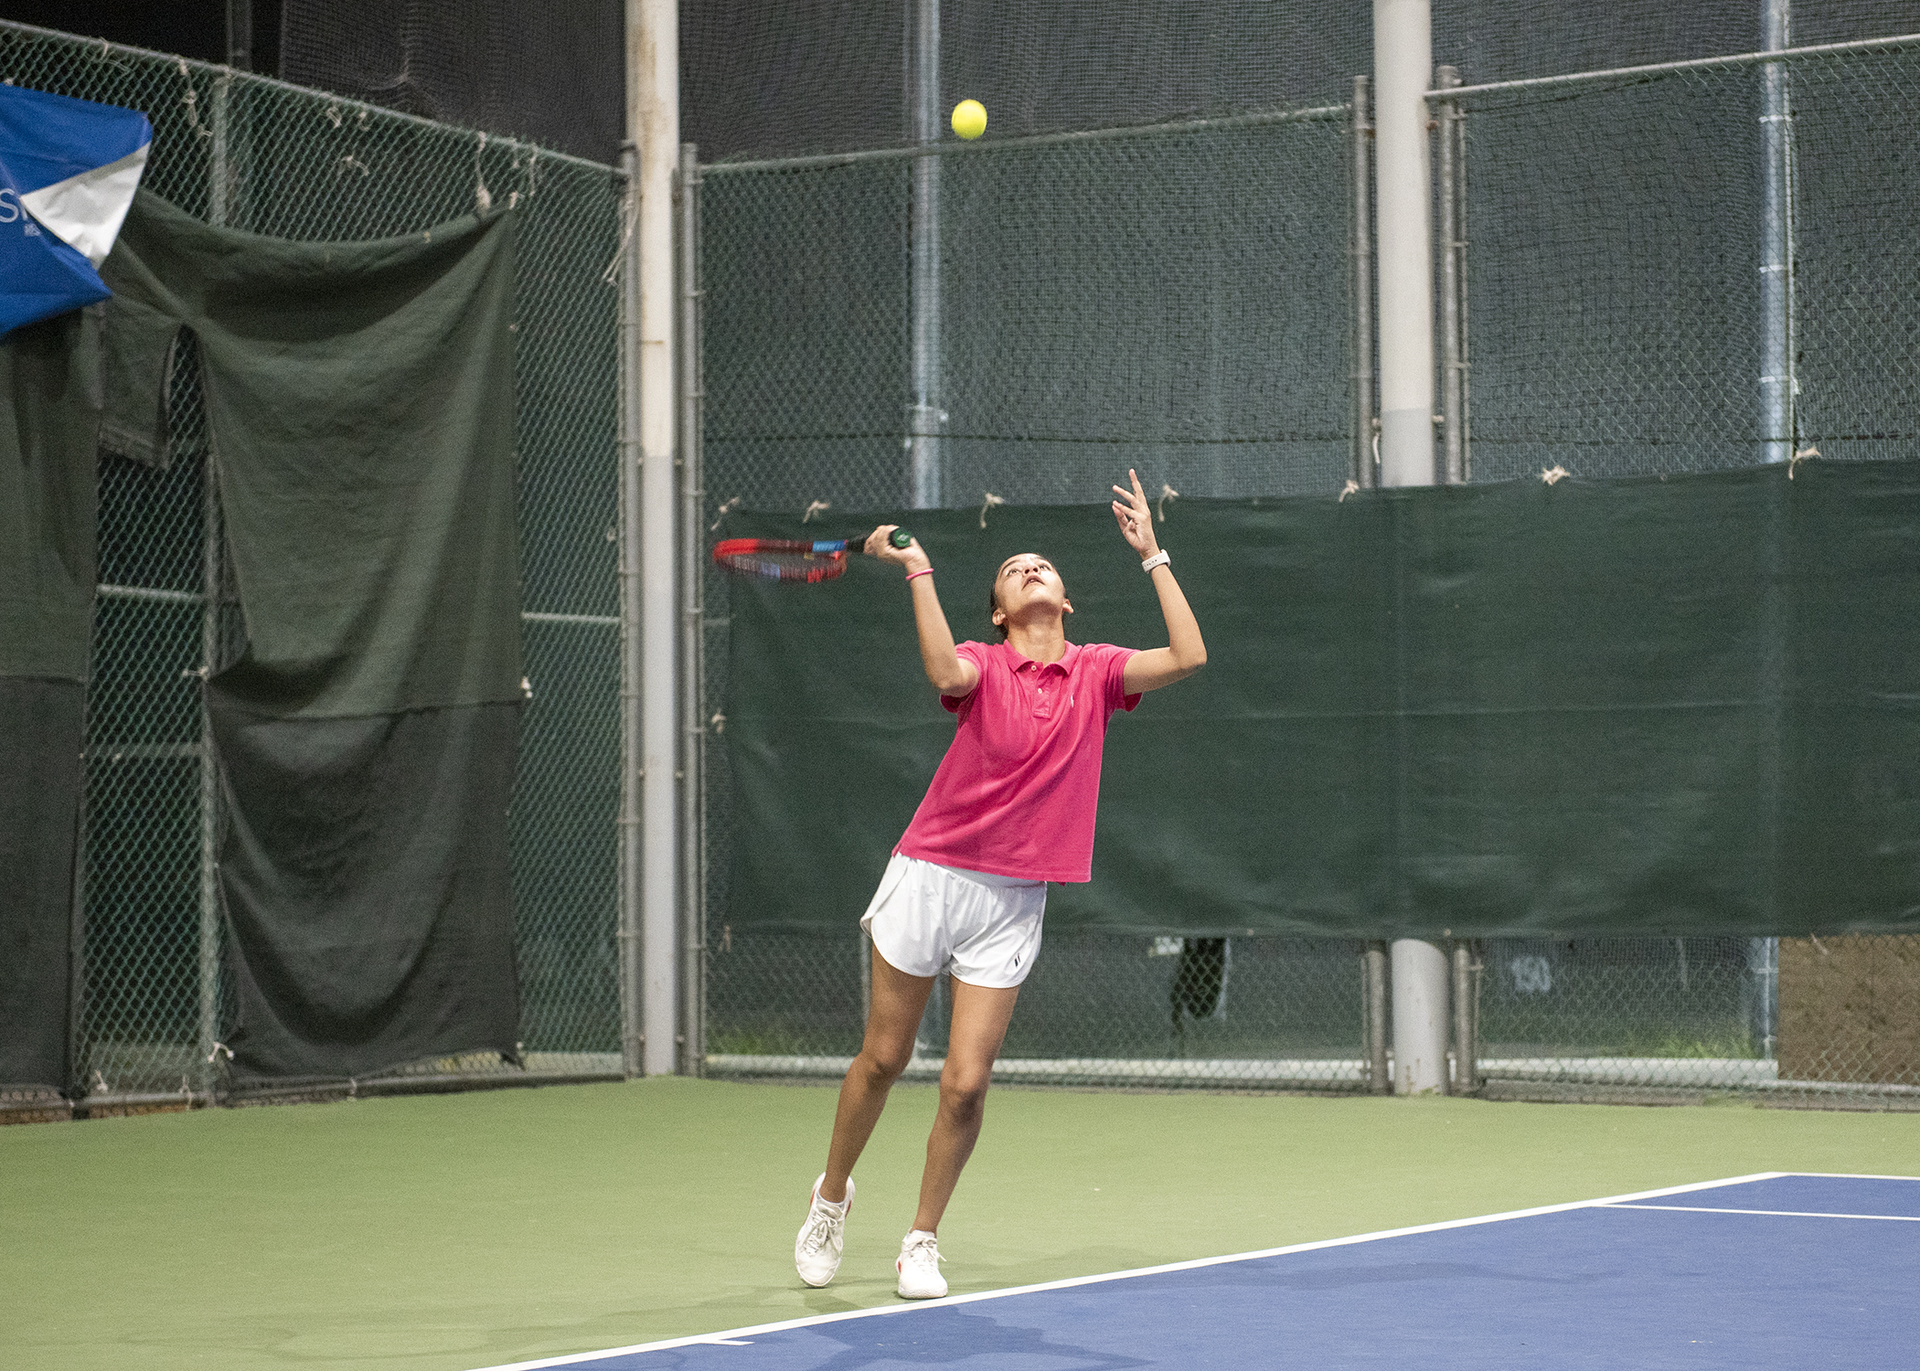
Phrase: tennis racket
[{"left": 711, "top": 528, "right": 914, "bottom": 583}]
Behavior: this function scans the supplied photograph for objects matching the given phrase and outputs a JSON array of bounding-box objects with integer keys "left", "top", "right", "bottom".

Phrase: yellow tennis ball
[{"left": 951, "top": 99, "right": 987, "bottom": 140}]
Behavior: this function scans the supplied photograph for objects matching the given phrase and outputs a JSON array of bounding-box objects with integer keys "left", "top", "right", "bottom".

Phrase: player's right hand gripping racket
[{"left": 711, "top": 528, "right": 914, "bottom": 583}]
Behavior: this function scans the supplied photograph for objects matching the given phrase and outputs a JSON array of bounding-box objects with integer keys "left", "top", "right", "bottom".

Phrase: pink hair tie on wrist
[{"left": 905, "top": 567, "right": 934, "bottom": 583}]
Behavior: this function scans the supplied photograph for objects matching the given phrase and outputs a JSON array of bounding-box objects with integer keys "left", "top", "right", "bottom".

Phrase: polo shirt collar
[{"left": 1005, "top": 639, "right": 1078, "bottom": 673}]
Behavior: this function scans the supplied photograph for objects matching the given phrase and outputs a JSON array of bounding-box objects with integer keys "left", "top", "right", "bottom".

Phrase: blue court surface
[{"left": 477, "top": 1173, "right": 1918, "bottom": 1370}]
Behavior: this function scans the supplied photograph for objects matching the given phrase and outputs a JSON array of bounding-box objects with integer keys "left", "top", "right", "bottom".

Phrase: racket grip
[{"left": 847, "top": 528, "right": 914, "bottom": 553}]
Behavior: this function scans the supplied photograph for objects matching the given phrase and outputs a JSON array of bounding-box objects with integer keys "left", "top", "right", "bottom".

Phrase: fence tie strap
[
  {"left": 1339, "top": 479, "right": 1360, "bottom": 503},
  {"left": 205, "top": 1041, "right": 233, "bottom": 1065},
  {"left": 178, "top": 59, "right": 210, "bottom": 140},
  {"left": 474, "top": 132, "right": 493, "bottom": 216},
  {"left": 1789, "top": 444, "right": 1820, "bottom": 478},
  {"left": 1541, "top": 465, "right": 1570, "bottom": 485},
  {"left": 1157, "top": 483, "right": 1180, "bottom": 521},
  {"left": 802, "top": 499, "right": 831, "bottom": 523},
  {"left": 710, "top": 496, "right": 742, "bottom": 531},
  {"left": 602, "top": 188, "right": 636, "bottom": 285},
  {"left": 979, "top": 492, "right": 1005, "bottom": 529}
]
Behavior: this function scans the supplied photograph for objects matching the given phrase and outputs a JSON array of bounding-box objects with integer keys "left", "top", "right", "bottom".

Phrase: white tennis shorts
[{"left": 860, "top": 853, "right": 1046, "bottom": 989}]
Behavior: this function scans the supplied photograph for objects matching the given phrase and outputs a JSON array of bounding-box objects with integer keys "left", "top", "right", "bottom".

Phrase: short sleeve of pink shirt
[{"left": 894, "top": 640, "right": 1141, "bottom": 883}]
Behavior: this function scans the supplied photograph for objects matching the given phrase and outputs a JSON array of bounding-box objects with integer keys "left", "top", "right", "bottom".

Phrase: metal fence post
[
  {"left": 1364, "top": 940, "right": 1390, "bottom": 1093},
  {"left": 1435, "top": 66, "right": 1467, "bottom": 485},
  {"left": 676, "top": 142, "right": 707, "bottom": 1076},
  {"left": 617, "top": 142, "right": 645, "bottom": 1078},
  {"left": 1450, "top": 939, "right": 1479, "bottom": 1094},
  {"left": 1749, "top": 935, "right": 1779, "bottom": 1060},
  {"left": 195, "top": 74, "right": 234, "bottom": 1098},
  {"left": 1351, "top": 75, "right": 1376, "bottom": 489},
  {"left": 195, "top": 437, "right": 222, "bottom": 1096},
  {"left": 66, "top": 686, "right": 90, "bottom": 1097},
  {"left": 223, "top": 0, "right": 252, "bottom": 70}
]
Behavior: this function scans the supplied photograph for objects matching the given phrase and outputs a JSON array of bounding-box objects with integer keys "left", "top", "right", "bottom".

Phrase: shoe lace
[
  {"left": 902, "top": 1234, "right": 945, "bottom": 1268},
  {"left": 800, "top": 1207, "right": 842, "bottom": 1256}
]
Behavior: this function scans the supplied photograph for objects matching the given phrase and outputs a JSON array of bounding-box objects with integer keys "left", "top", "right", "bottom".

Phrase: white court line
[
  {"left": 1603, "top": 1203, "right": 1920, "bottom": 1222},
  {"left": 1774, "top": 1171, "right": 1920, "bottom": 1182},
  {"left": 464, "top": 1172, "right": 1790, "bottom": 1371}
]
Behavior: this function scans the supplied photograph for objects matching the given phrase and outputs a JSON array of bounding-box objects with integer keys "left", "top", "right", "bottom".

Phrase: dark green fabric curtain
[
  {"left": 1, "top": 311, "right": 99, "bottom": 683},
  {"left": 0, "top": 310, "right": 98, "bottom": 1090},
  {"left": 724, "top": 462, "right": 1920, "bottom": 938},
  {"left": 101, "top": 192, "right": 524, "bottom": 1081}
]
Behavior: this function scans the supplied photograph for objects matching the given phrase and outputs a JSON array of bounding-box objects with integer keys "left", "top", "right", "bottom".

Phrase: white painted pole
[
  {"left": 1374, "top": 0, "right": 1436, "bottom": 488},
  {"left": 1760, "top": 0, "right": 1794, "bottom": 464},
  {"left": 629, "top": 0, "right": 680, "bottom": 1075},
  {"left": 1391, "top": 938, "right": 1449, "bottom": 1094},
  {"left": 907, "top": 0, "right": 943, "bottom": 509},
  {"left": 1377, "top": 0, "right": 1450, "bottom": 1094}
]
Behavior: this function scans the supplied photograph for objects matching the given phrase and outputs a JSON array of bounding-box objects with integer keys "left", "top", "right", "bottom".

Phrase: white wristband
[{"left": 1140, "top": 550, "right": 1170, "bottom": 574}]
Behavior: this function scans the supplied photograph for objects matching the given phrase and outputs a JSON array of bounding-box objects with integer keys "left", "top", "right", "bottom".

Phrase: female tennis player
[{"left": 794, "top": 469, "right": 1206, "bottom": 1299}]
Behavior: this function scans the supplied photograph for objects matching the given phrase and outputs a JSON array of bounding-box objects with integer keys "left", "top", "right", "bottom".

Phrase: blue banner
[{"left": 0, "top": 83, "right": 150, "bottom": 336}]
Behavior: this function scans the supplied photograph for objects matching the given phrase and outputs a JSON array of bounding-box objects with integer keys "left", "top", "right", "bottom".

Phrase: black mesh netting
[
  {"left": 277, "top": 0, "right": 624, "bottom": 162},
  {"left": 681, "top": 0, "right": 1912, "bottom": 163},
  {"left": 271, "top": 2, "right": 1914, "bottom": 165}
]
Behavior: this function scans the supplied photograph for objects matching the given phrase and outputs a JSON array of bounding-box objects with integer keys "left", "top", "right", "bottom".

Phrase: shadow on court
[
  {"left": 1251, "top": 1258, "right": 1617, "bottom": 1290},
  {"left": 649, "top": 1311, "right": 1156, "bottom": 1371}
]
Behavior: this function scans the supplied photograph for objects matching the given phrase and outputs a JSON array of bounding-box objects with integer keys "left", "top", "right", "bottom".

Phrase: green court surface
[{"left": 3, "top": 1079, "right": 1915, "bottom": 1371}]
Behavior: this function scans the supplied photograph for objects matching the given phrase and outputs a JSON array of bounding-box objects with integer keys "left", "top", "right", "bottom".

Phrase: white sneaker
[
  {"left": 895, "top": 1229, "right": 947, "bottom": 1299},
  {"left": 794, "top": 1174, "right": 854, "bottom": 1287}
]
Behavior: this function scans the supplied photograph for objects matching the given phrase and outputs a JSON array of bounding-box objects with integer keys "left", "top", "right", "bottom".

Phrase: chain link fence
[
  {"left": 709, "top": 930, "right": 1372, "bottom": 1092},
  {"left": 0, "top": 21, "right": 626, "bottom": 1110},
  {"left": 697, "top": 107, "right": 1373, "bottom": 1093},
  {"left": 1428, "top": 34, "right": 1920, "bottom": 1107},
  {"left": 1445, "top": 36, "right": 1920, "bottom": 482},
  {"left": 696, "top": 40, "right": 1920, "bottom": 1108},
  {"left": 9, "top": 21, "right": 1918, "bottom": 1118},
  {"left": 1477, "top": 935, "right": 1919, "bottom": 1109},
  {"left": 699, "top": 107, "right": 1356, "bottom": 516}
]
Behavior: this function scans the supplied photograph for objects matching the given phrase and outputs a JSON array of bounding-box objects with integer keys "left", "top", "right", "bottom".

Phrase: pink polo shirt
[{"left": 895, "top": 639, "right": 1140, "bottom": 883}]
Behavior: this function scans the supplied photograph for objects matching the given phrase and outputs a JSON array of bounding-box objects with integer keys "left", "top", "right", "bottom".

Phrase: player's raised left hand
[
  {"left": 1111, "top": 469, "right": 1159, "bottom": 560},
  {"left": 869, "top": 524, "right": 931, "bottom": 574}
]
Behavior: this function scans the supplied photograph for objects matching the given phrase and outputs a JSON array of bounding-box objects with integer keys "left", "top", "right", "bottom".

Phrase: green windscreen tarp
[
  {"left": 724, "top": 461, "right": 1920, "bottom": 939},
  {"left": 101, "top": 191, "right": 524, "bottom": 1081},
  {"left": 0, "top": 309, "right": 98, "bottom": 1090}
]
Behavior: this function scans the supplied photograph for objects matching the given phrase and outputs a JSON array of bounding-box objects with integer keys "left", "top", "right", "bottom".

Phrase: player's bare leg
[
  {"left": 912, "top": 976, "right": 1021, "bottom": 1234},
  {"left": 820, "top": 949, "right": 934, "bottom": 1204}
]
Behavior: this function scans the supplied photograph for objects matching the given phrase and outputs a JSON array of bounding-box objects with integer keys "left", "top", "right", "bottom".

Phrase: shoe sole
[{"left": 895, "top": 1260, "right": 945, "bottom": 1299}]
